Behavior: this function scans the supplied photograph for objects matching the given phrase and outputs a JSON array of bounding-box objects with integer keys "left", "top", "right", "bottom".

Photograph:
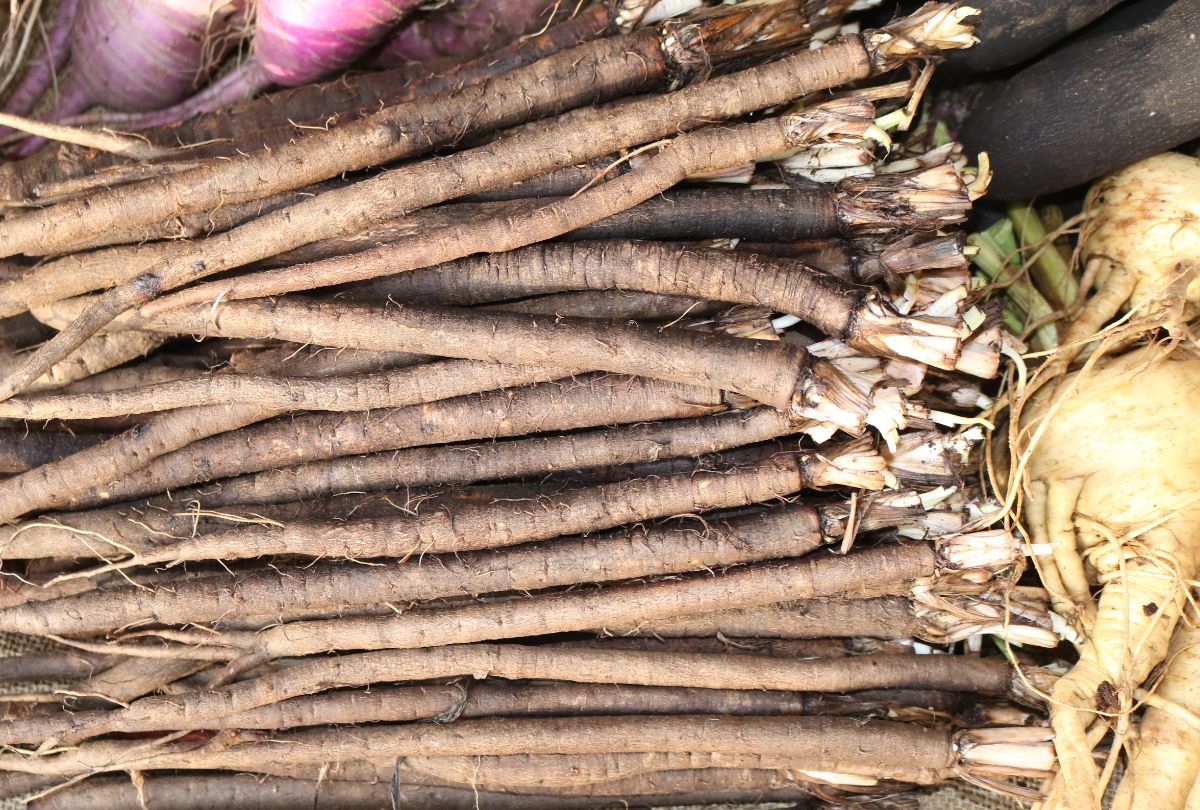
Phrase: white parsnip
[{"left": 1021, "top": 347, "right": 1200, "bottom": 810}]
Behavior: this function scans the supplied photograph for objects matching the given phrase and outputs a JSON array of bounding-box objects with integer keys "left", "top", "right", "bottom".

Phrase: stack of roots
[{"left": 0, "top": 2, "right": 1066, "bottom": 808}]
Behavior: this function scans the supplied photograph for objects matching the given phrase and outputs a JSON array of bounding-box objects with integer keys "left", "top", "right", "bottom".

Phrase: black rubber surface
[
  {"left": 959, "top": 0, "right": 1200, "bottom": 199},
  {"left": 944, "top": 0, "right": 1123, "bottom": 73}
]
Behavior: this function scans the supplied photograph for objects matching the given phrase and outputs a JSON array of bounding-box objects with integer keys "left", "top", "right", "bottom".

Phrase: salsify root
[
  {"left": 256, "top": 761, "right": 891, "bottom": 797},
  {"left": 595, "top": 530, "right": 1058, "bottom": 650},
  {"left": 0, "top": 355, "right": 584, "bottom": 523},
  {"left": 0, "top": 373, "right": 726, "bottom": 521},
  {"left": 22, "top": 773, "right": 826, "bottom": 810},
  {"left": 46, "top": 294, "right": 915, "bottom": 441},
  {"left": 164, "top": 408, "right": 796, "bottom": 508},
  {"left": 346, "top": 767, "right": 829, "bottom": 799},
  {"left": 195, "top": 682, "right": 948, "bottom": 735},
  {"left": 62, "top": 441, "right": 889, "bottom": 571},
  {"left": 0, "top": 659, "right": 1017, "bottom": 761},
  {"left": 344, "top": 239, "right": 982, "bottom": 371},
  {"left": 0, "top": 715, "right": 1053, "bottom": 785},
  {"left": 563, "top": 171, "right": 973, "bottom": 241},
  {"left": 0, "top": 498, "right": 839, "bottom": 634},
  {"left": 21, "top": 772, "right": 862, "bottom": 809},
  {"left": 3, "top": 680, "right": 949, "bottom": 746},
  {"left": 352, "top": 232, "right": 964, "bottom": 303},
  {"left": 206, "top": 525, "right": 1037, "bottom": 659},
  {"left": 392, "top": 752, "right": 879, "bottom": 792},
  {"left": 0, "top": 3, "right": 983, "bottom": 403},
  {"left": 257, "top": 201, "right": 971, "bottom": 278},
  {"left": 254, "top": 175, "right": 971, "bottom": 274},
  {"left": 0, "top": 356, "right": 581, "bottom": 421},
  {"left": 127, "top": 541, "right": 939, "bottom": 660}
]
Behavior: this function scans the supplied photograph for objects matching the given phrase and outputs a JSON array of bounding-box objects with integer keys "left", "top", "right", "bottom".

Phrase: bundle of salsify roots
[{"left": 0, "top": 2, "right": 1067, "bottom": 808}]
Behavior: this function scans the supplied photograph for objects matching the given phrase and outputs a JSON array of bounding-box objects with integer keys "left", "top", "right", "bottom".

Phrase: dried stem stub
[
  {"left": 795, "top": 342, "right": 911, "bottom": 450},
  {"left": 865, "top": 3, "right": 980, "bottom": 73},
  {"left": 838, "top": 164, "right": 973, "bottom": 236}
]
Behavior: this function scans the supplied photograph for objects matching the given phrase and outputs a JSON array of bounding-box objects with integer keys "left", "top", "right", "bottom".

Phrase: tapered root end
[
  {"left": 807, "top": 437, "right": 893, "bottom": 490},
  {"left": 882, "top": 427, "right": 979, "bottom": 486},
  {"left": 837, "top": 164, "right": 972, "bottom": 236},
  {"left": 850, "top": 295, "right": 965, "bottom": 370},
  {"left": 792, "top": 346, "right": 909, "bottom": 450},
  {"left": 866, "top": 3, "right": 980, "bottom": 74}
]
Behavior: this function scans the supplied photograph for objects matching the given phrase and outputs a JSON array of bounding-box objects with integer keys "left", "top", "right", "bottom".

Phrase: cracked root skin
[{"left": 1022, "top": 348, "right": 1200, "bottom": 810}]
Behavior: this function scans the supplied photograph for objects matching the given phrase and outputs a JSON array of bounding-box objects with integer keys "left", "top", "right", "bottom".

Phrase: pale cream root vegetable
[
  {"left": 1020, "top": 347, "right": 1200, "bottom": 810},
  {"left": 1113, "top": 617, "right": 1200, "bottom": 810},
  {"left": 1053, "top": 153, "right": 1200, "bottom": 372}
]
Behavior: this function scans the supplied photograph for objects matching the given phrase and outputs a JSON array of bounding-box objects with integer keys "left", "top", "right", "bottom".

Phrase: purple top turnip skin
[
  {"left": 44, "top": 0, "right": 420, "bottom": 136},
  {"left": 10, "top": 0, "right": 237, "bottom": 154},
  {"left": 1, "top": 0, "right": 79, "bottom": 120},
  {"left": 368, "top": 0, "right": 555, "bottom": 68},
  {"left": 69, "top": 0, "right": 238, "bottom": 111},
  {"left": 255, "top": 0, "right": 421, "bottom": 85},
  {"left": 207, "top": 0, "right": 424, "bottom": 103},
  {"left": 163, "top": 0, "right": 423, "bottom": 116}
]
